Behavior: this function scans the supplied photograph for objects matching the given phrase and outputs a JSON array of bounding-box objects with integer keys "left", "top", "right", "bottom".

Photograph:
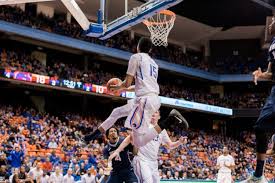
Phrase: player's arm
[
  {"left": 253, "top": 61, "right": 273, "bottom": 85},
  {"left": 110, "top": 55, "right": 139, "bottom": 91},
  {"left": 166, "top": 136, "right": 188, "bottom": 149},
  {"left": 108, "top": 135, "right": 132, "bottom": 162},
  {"left": 118, "top": 85, "right": 135, "bottom": 92},
  {"left": 216, "top": 157, "right": 221, "bottom": 170},
  {"left": 125, "top": 85, "right": 135, "bottom": 91},
  {"left": 225, "top": 158, "right": 235, "bottom": 170}
]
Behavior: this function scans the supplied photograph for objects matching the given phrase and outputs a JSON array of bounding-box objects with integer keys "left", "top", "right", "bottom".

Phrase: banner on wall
[{"left": 1, "top": 69, "right": 233, "bottom": 116}]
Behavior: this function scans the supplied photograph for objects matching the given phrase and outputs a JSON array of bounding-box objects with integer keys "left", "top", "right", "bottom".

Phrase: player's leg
[
  {"left": 151, "top": 161, "right": 160, "bottom": 183},
  {"left": 133, "top": 156, "right": 153, "bottom": 183},
  {"left": 217, "top": 173, "right": 223, "bottom": 183},
  {"left": 84, "top": 100, "right": 134, "bottom": 142},
  {"left": 121, "top": 169, "right": 138, "bottom": 183},
  {"left": 241, "top": 92, "right": 275, "bottom": 183},
  {"left": 100, "top": 99, "right": 134, "bottom": 131},
  {"left": 130, "top": 99, "right": 188, "bottom": 147},
  {"left": 106, "top": 174, "right": 120, "bottom": 183},
  {"left": 224, "top": 174, "right": 233, "bottom": 183}
]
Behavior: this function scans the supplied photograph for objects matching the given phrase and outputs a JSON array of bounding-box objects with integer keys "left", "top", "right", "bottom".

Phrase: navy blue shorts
[
  {"left": 107, "top": 168, "right": 138, "bottom": 183},
  {"left": 255, "top": 86, "right": 275, "bottom": 131}
]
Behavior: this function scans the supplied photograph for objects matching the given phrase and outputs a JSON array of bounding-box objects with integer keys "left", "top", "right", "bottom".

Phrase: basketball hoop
[{"left": 143, "top": 10, "right": 176, "bottom": 47}]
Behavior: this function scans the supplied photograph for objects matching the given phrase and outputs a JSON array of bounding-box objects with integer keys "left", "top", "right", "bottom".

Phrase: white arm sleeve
[{"left": 161, "top": 130, "right": 171, "bottom": 145}]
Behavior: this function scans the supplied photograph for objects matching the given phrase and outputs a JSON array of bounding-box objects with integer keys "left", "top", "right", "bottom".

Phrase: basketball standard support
[
  {"left": 0, "top": 0, "right": 182, "bottom": 39},
  {"left": 60, "top": 0, "right": 90, "bottom": 30},
  {"left": 0, "top": 0, "right": 53, "bottom": 5},
  {"left": 250, "top": 0, "right": 275, "bottom": 10},
  {"left": 87, "top": 0, "right": 183, "bottom": 39}
]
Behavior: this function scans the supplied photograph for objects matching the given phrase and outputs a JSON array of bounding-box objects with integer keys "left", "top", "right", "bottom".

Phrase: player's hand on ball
[
  {"left": 179, "top": 136, "right": 188, "bottom": 144},
  {"left": 107, "top": 78, "right": 123, "bottom": 92}
]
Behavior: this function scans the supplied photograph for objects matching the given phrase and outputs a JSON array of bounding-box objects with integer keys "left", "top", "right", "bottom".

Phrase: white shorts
[
  {"left": 217, "top": 172, "right": 232, "bottom": 183},
  {"left": 125, "top": 95, "right": 160, "bottom": 133},
  {"left": 133, "top": 156, "right": 160, "bottom": 183}
]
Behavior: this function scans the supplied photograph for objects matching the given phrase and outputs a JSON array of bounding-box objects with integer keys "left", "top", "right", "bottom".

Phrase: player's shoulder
[
  {"left": 103, "top": 144, "right": 110, "bottom": 152},
  {"left": 130, "top": 53, "right": 143, "bottom": 61}
]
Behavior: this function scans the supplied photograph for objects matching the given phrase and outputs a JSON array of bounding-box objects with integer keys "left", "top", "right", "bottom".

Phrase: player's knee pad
[{"left": 255, "top": 128, "right": 269, "bottom": 153}]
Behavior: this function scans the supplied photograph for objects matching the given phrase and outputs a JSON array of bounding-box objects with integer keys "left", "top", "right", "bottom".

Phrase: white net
[{"left": 143, "top": 10, "right": 176, "bottom": 47}]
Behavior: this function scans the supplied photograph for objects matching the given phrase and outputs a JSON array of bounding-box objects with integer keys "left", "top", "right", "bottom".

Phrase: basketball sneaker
[
  {"left": 240, "top": 176, "right": 268, "bottom": 183},
  {"left": 169, "top": 109, "right": 189, "bottom": 130}
]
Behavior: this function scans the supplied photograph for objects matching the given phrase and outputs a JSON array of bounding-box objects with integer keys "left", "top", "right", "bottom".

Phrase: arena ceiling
[{"left": 39, "top": 0, "right": 272, "bottom": 50}]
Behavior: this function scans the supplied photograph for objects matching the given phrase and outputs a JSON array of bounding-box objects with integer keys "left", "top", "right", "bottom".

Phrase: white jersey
[
  {"left": 63, "top": 174, "right": 75, "bottom": 183},
  {"left": 127, "top": 53, "right": 159, "bottom": 97},
  {"left": 81, "top": 174, "right": 96, "bottom": 183},
  {"left": 49, "top": 173, "right": 63, "bottom": 183},
  {"left": 217, "top": 154, "right": 235, "bottom": 173},
  {"left": 137, "top": 130, "right": 170, "bottom": 161}
]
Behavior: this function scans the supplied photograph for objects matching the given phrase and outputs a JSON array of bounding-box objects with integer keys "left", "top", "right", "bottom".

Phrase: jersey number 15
[{"left": 150, "top": 64, "right": 157, "bottom": 79}]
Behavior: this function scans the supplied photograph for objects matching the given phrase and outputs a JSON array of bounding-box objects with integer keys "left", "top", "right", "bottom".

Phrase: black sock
[
  {"left": 254, "top": 160, "right": 265, "bottom": 178},
  {"left": 84, "top": 129, "right": 101, "bottom": 142}
]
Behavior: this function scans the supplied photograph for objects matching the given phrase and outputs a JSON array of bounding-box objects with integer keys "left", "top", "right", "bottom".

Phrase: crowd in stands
[
  {"left": 0, "top": 47, "right": 269, "bottom": 109},
  {"left": 213, "top": 55, "right": 266, "bottom": 74},
  {"left": 0, "top": 104, "right": 274, "bottom": 182},
  {"left": 0, "top": 5, "right": 264, "bottom": 74}
]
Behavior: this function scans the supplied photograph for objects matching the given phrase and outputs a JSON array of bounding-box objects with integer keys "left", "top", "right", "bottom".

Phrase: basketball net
[{"left": 143, "top": 10, "right": 176, "bottom": 47}]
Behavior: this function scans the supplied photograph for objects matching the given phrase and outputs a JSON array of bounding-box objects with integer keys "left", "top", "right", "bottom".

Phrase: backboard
[{"left": 0, "top": 0, "right": 183, "bottom": 40}]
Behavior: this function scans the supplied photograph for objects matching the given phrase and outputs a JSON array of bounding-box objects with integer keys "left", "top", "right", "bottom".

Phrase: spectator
[
  {"left": 48, "top": 139, "right": 58, "bottom": 149},
  {"left": 0, "top": 165, "right": 9, "bottom": 182},
  {"left": 63, "top": 168, "right": 75, "bottom": 183},
  {"left": 81, "top": 168, "right": 97, "bottom": 183},
  {"left": 7, "top": 146, "right": 24, "bottom": 168},
  {"left": 40, "top": 172, "right": 50, "bottom": 183},
  {"left": 49, "top": 167, "right": 63, "bottom": 183},
  {"left": 42, "top": 158, "right": 52, "bottom": 173},
  {"left": 28, "top": 163, "right": 43, "bottom": 182}
]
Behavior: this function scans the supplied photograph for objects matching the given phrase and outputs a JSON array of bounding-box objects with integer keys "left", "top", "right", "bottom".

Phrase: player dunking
[
  {"left": 216, "top": 147, "right": 235, "bottom": 183},
  {"left": 241, "top": 16, "right": 275, "bottom": 183},
  {"left": 108, "top": 111, "right": 188, "bottom": 183},
  {"left": 84, "top": 37, "right": 188, "bottom": 147}
]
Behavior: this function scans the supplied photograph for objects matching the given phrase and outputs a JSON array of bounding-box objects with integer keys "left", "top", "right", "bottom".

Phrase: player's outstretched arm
[
  {"left": 125, "top": 85, "right": 135, "bottom": 92},
  {"left": 108, "top": 135, "right": 132, "bottom": 162},
  {"left": 253, "top": 62, "right": 273, "bottom": 85},
  {"left": 166, "top": 136, "right": 188, "bottom": 149}
]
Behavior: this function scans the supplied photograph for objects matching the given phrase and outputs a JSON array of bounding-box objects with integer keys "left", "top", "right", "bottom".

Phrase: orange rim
[{"left": 143, "top": 10, "right": 176, "bottom": 26}]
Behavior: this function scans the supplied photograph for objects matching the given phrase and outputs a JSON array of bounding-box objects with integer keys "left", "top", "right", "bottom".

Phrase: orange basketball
[{"left": 106, "top": 78, "right": 122, "bottom": 91}]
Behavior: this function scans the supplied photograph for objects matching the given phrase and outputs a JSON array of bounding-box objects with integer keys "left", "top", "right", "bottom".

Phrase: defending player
[
  {"left": 108, "top": 111, "right": 188, "bottom": 183},
  {"left": 241, "top": 16, "right": 275, "bottom": 183},
  {"left": 103, "top": 127, "right": 138, "bottom": 183},
  {"left": 216, "top": 147, "right": 235, "bottom": 183}
]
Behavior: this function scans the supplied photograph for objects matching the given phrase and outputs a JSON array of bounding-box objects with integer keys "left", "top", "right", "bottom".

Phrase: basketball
[{"left": 107, "top": 78, "right": 122, "bottom": 91}]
